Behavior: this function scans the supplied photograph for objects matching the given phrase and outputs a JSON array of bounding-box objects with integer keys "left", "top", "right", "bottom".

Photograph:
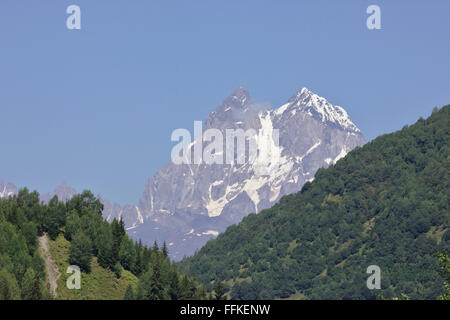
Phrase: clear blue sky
[{"left": 0, "top": 0, "right": 449, "bottom": 204}]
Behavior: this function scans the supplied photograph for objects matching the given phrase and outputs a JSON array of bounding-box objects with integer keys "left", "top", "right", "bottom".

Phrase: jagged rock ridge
[{"left": 126, "top": 87, "right": 365, "bottom": 260}]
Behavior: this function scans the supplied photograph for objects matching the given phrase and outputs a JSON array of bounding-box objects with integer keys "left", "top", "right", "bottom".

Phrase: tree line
[{"left": 0, "top": 188, "right": 217, "bottom": 300}]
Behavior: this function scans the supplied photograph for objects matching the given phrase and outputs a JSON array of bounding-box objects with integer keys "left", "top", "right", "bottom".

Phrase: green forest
[
  {"left": 179, "top": 105, "right": 450, "bottom": 299},
  {"left": 0, "top": 189, "right": 208, "bottom": 300}
]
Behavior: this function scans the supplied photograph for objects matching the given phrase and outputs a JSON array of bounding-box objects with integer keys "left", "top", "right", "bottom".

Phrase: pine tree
[
  {"left": 119, "top": 237, "right": 137, "bottom": 271},
  {"left": 97, "top": 225, "right": 114, "bottom": 270},
  {"left": 111, "top": 218, "right": 126, "bottom": 264},
  {"left": 179, "top": 274, "right": 199, "bottom": 299},
  {"left": 30, "top": 272, "right": 43, "bottom": 300},
  {"left": 0, "top": 269, "right": 20, "bottom": 300},
  {"left": 113, "top": 262, "right": 122, "bottom": 279},
  {"left": 213, "top": 279, "right": 227, "bottom": 300},
  {"left": 148, "top": 258, "right": 166, "bottom": 300},
  {"left": 21, "top": 269, "right": 38, "bottom": 300},
  {"left": 69, "top": 231, "right": 93, "bottom": 273},
  {"left": 133, "top": 241, "right": 143, "bottom": 276},
  {"left": 198, "top": 285, "right": 208, "bottom": 300},
  {"left": 124, "top": 284, "right": 135, "bottom": 300},
  {"left": 45, "top": 196, "right": 66, "bottom": 240},
  {"left": 65, "top": 211, "right": 80, "bottom": 241},
  {"left": 162, "top": 241, "right": 168, "bottom": 258},
  {"left": 152, "top": 240, "right": 159, "bottom": 252},
  {"left": 168, "top": 268, "right": 181, "bottom": 300}
]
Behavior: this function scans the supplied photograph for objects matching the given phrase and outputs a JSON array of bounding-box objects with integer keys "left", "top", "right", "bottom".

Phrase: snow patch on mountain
[
  {"left": 334, "top": 147, "right": 348, "bottom": 163},
  {"left": 280, "top": 88, "right": 360, "bottom": 133},
  {"left": 202, "top": 230, "right": 219, "bottom": 237}
]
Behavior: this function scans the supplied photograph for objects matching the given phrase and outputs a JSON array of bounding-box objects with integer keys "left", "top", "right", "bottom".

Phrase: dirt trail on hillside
[{"left": 38, "top": 234, "right": 61, "bottom": 298}]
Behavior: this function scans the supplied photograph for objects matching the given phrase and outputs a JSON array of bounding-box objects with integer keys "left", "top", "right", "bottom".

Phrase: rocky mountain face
[
  {"left": 1, "top": 87, "right": 366, "bottom": 261},
  {"left": 101, "top": 198, "right": 143, "bottom": 229},
  {"left": 40, "top": 182, "right": 77, "bottom": 204},
  {"left": 0, "top": 181, "right": 17, "bottom": 198},
  {"left": 125, "top": 87, "right": 366, "bottom": 260}
]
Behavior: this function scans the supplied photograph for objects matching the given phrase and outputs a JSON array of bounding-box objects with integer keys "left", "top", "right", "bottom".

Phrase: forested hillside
[
  {"left": 179, "top": 106, "right": 450, "bottom": 300},
  {"left": 0, "top": 189, "right": 207, "bottom": 300},
  {"left": 0, "top": 190, "right": 49, "bottom": 299}
]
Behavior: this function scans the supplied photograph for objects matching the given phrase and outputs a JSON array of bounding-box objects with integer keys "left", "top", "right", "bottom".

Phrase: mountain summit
[
  {"left": 204, "top": 86, "right": 254, "bottom": 130},
  {"left": 116, "top": 87, "right": 365, "bottom": 260},
  {"left": 283, "top": 87, "right": 360, "bottom": 133},
  {"left": 227, "top": 86, "right": 251, "bottom": 107}
]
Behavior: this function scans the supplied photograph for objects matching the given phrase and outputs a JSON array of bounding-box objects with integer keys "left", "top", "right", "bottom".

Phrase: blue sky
[{"left": 0, "top": 0, "right": 449, "bottom": 204}]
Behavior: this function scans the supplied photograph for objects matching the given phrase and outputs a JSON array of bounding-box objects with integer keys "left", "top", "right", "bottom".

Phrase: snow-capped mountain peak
[
  {"left": 227, "top": 86, "right": 250, "bottom": 107},
  {"left": 128, "top": 87, "right": 365, "bottom": 260},
  {"left": 280, "top": 87, "right": 360, "bottom": 133}
]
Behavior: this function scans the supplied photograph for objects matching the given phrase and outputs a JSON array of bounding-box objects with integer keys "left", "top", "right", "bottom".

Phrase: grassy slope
[{"left": 49, "top": 234, "right": 138, "bottom": 300}]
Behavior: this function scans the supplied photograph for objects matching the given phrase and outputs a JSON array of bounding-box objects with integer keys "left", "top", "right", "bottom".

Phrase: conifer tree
[
  {"left": 119, "top": 237, "right": 137, "bottom": 271},
  {"left": 152, "top": 240, "right": 159, "bottom": 252},
  {"left": 162, "top": 241, "right": 168, "bottom": 258},
  {"left": 69, "top": 231, "right": 93, "bottom": 273},
  {"left": 168, "top": 268, "right": 181, "bottom": 300},
  {"left": 124, "top": 284, "right": 135, "bottom": 300},
  {"left": 148, "top": 258, "right": 166, "bottom": 300},
  {"left": 213, "top": 279, "right": 227, "bottom": 300},
  {"left": 0, "top": 269, "right": 20, "bottom": 300}
]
